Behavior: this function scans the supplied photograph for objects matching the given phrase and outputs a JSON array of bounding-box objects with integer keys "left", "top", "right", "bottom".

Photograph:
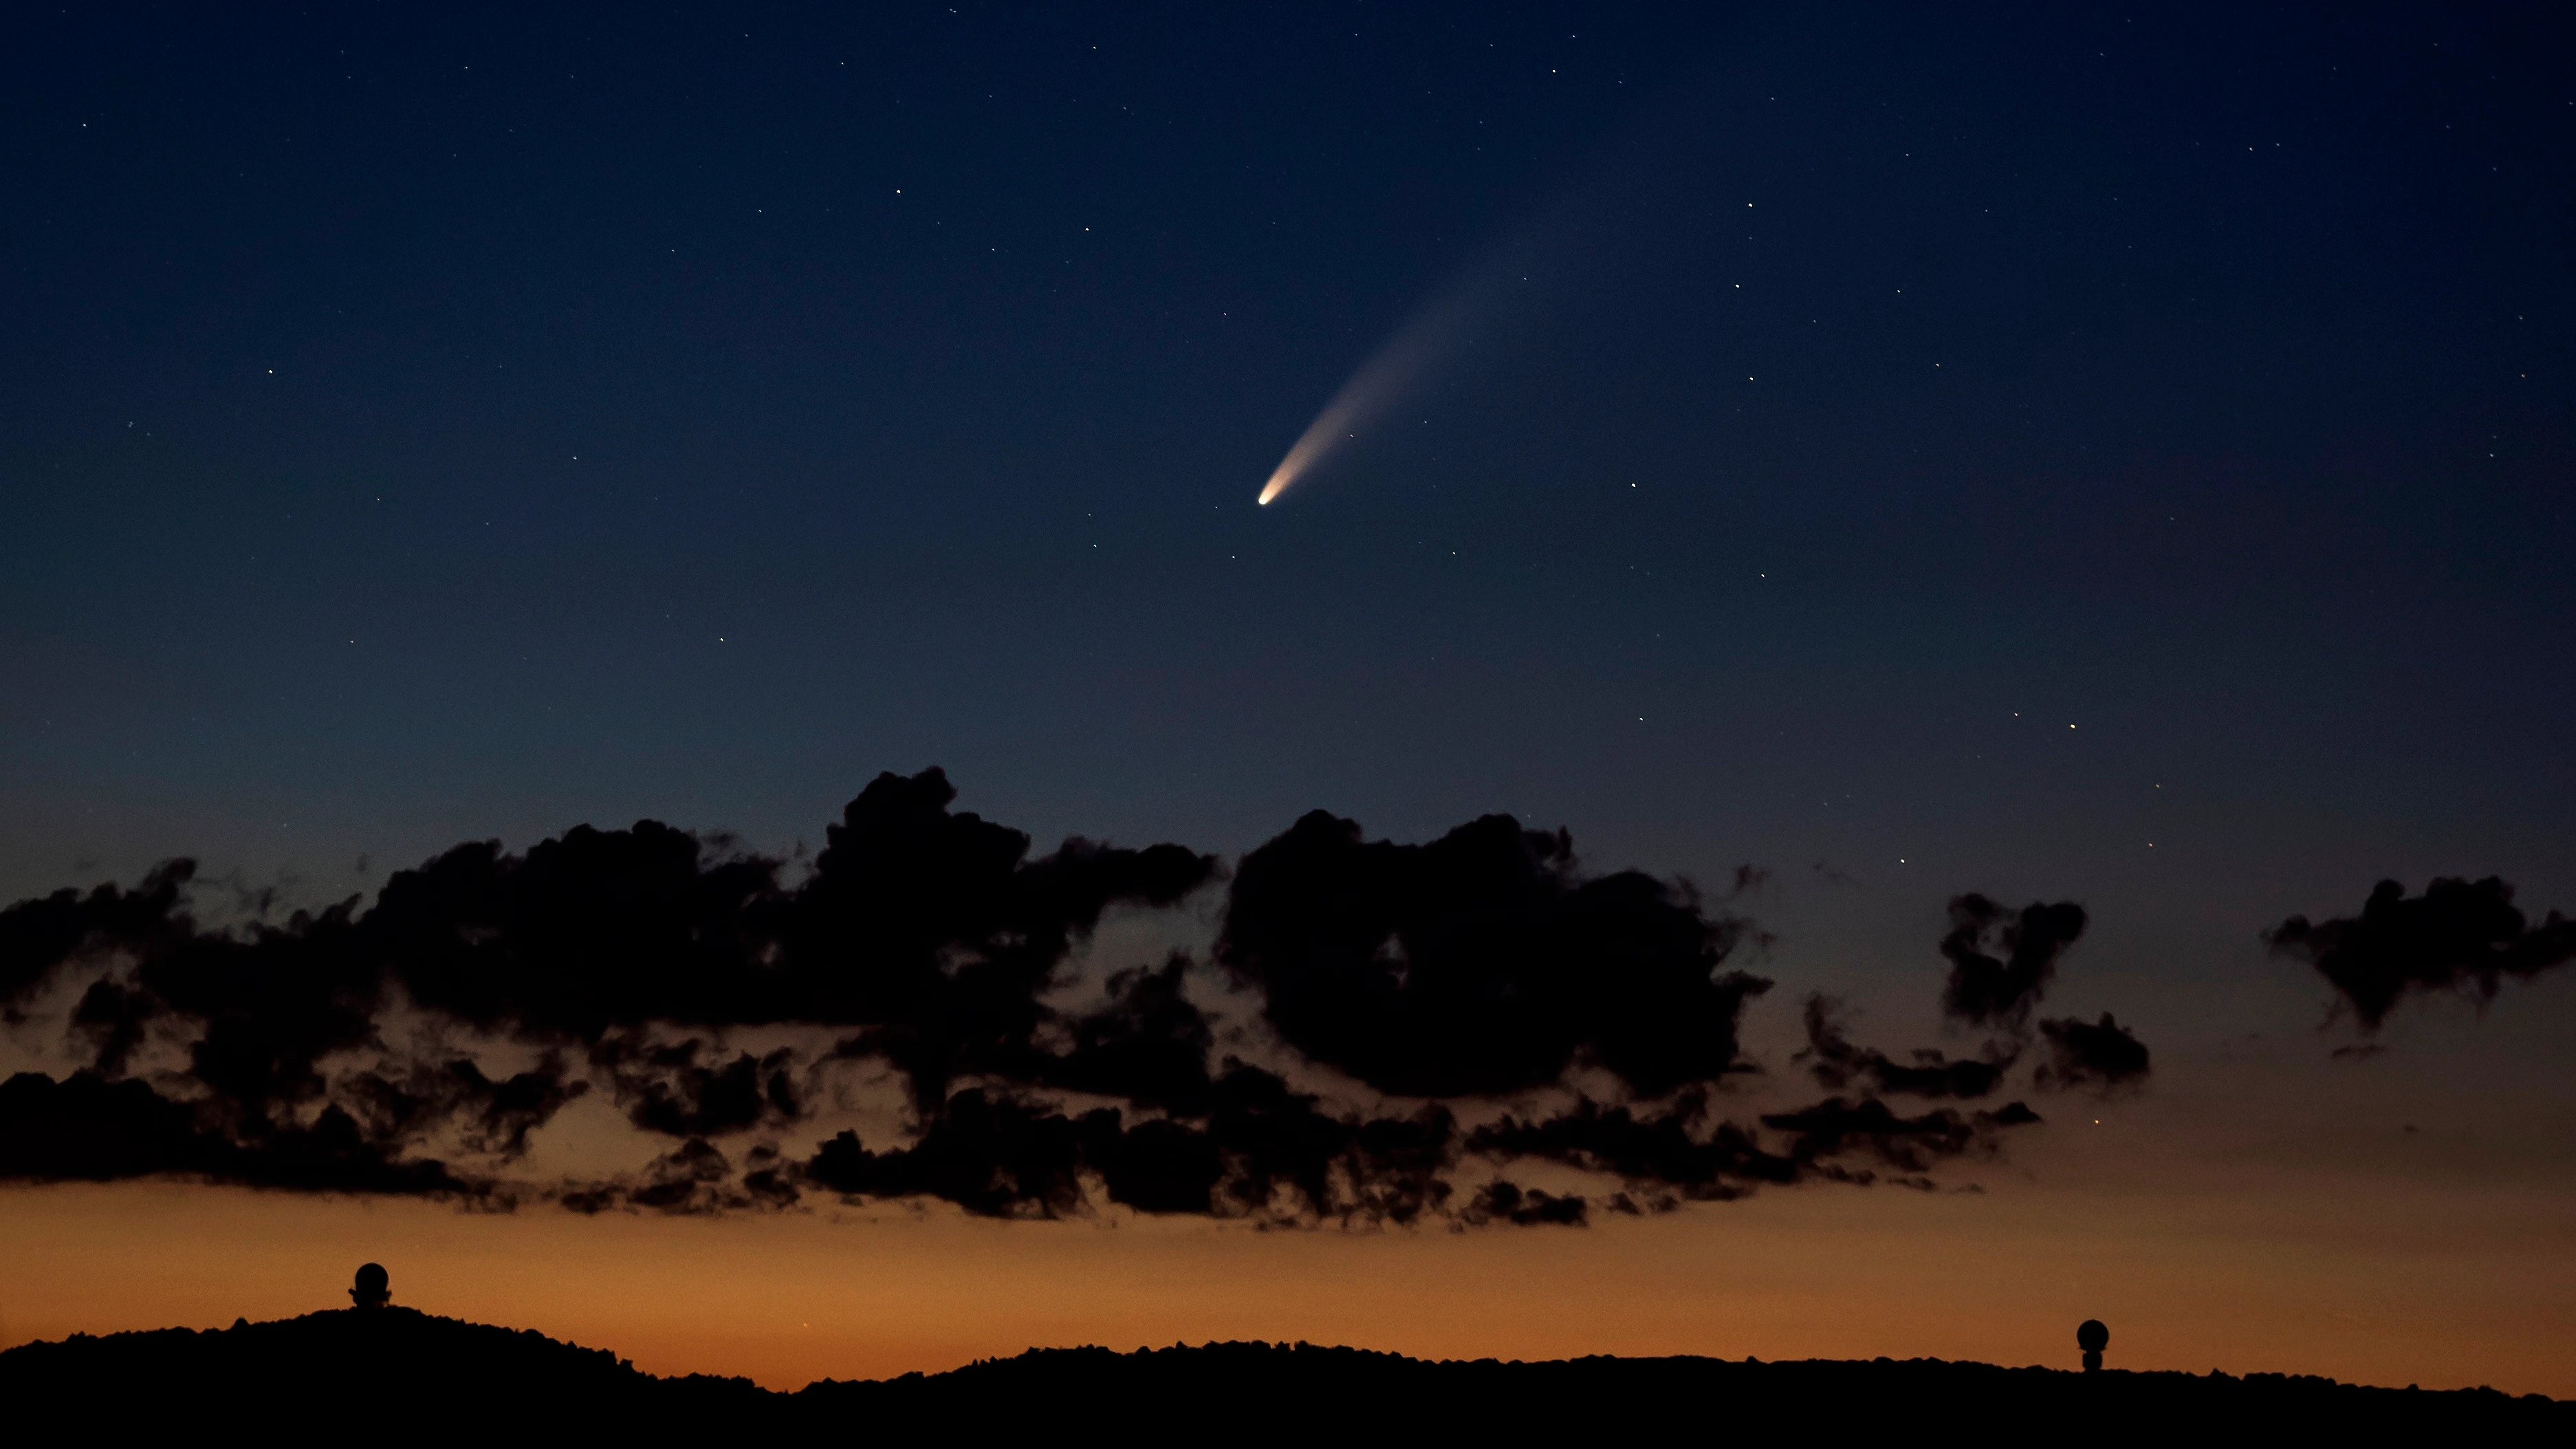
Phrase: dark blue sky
[{"left": 6, "top": 0, "right": 2570, "bottom": 982}]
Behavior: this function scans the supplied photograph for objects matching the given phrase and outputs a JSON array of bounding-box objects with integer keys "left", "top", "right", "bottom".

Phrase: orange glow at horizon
[{"left": 7, "top": 1112, "right": 2571, "bottom": 1399}]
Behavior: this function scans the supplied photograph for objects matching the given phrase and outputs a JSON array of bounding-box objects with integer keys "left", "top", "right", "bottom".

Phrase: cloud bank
[{"left": 0, "top": 770, "right": 2160, "bottom": 1225}]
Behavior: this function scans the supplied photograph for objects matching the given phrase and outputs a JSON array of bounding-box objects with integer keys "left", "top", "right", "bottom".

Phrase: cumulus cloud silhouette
[
  {"left": 2267, "top": 876, "right": 2576, "bottom": 1031},
  {"left": 1465, "top": 1087, "right": 2041, "bottom": 1208},
  {"left": 0, "top": 769, "right": 1212, "bottom": 1206},
  {"left": 0, "top": 770, "right": 2142, "bottom": 1224},
  {"left": 804, "top": 1068, "right": 1458, "bottom": 1225},
  {"left": 1797, "top": 996, "right": 2015, "bottom": 1100},
  {"left": 0, "top": 1070, "right": 478, "bottom": 1195},
  {"left": 1217, "top": 810, "right": 1769, "bottom": 1099},
  {"left": 2033, "top": 1014, "right": 2150, "bottom": 1092},
  {"left": 598, "top": 1041, "right": 801, "bottom": 1139},
  {"left": 1939, "top": 894, "right": 2088, "bottom": 1029}
]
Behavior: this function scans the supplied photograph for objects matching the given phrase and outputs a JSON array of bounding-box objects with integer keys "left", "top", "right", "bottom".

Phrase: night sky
[{"left": 4, "top": 2, "right": 2573, "bottom": 1397}]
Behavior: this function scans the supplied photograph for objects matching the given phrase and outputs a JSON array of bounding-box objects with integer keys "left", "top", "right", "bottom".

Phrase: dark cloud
[
  {"left": 367, "top": 822, "right": 783, "bottom": 1043},
  {"left": 0, "top": 773, "right": 2101, "bottom": 1223},
  {"left": 598, "top": 1040, "right": 802, "bottom": 1138},
  {"left": 2265, "top": 877, "right": 2576, "bottom": 1032},
  {"left": 0, "top": 1071, "right": 475, "bottom": 1196},
  {"left": 1078, "top": 1113, "right": 1226, "bottom": 1216},
  {"left": 1939, "top": 895, "right": 2088, "bottom": 1029},
  {"left": 0, "top": 1070, "right": 214, "bottom": 1182},
  {"left": 807, "top": 1089, "right": 1090, "bottom": 1219},
  {"left": 208, "top": 1104, "right": 481, "bottom": 1196},
  {"left": 1038, "top": 956, "right": 1218, "bottom": 1115},
  {"left": 786, "top": 772, "right": 1218, "bottom": 1108},
  {"left": 0, "top": 860, "right": 196, "bottom": 1010},
  {"left": 1801, "top": 897, "right": 2147, "bottom": 1110},
  {"left": 343, "top": 1055, "right": 588, "bottom": 1158},
  {"left": 70, "top": 977, "right": 156, "bottom": 1075},
  {"left": 0, "top": 769, "right": 1213, "bottom": 1204},
  {"left": 1467, "top": 1088, "right": 2040, "bottom": 1201},
  {"left": 561, "top": 1138, "right": 801, "bottom": 1217},
  {"left": 1468, "top": 1092, "right": 1792, "bottom": 1203},
  {"left": 367, "top": 769, "right": 1214, "bottom": 1104},
  {"left": 1205, "top": 1065, "right": 1454, "bottom": 1225},
  {"left": 1798, "top": 996, "right": 2014, "bottom": 1100},
  {"left": 2034, "top": 1014, "right": 2150, "bottom": 1092},
  {"left": 1218, "top": 811, "right": 1769, "bottom": 1099},
  {"left": 1757, "top": 1097, "right": 2038, "bottom": 1185},
  {"left": 805, "top": 1065, "right": 1459, "bottom": 1225},
  {"left": 1463, "top": 1179, "right": 1589, "bottom": 1226},
  {"left": 624, "top": 1138, "right": 739, "bottom": 1213}
]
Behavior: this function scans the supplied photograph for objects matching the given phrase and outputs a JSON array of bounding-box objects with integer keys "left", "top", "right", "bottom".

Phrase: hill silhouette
[{"left": 2, "top": 1309, "right": 2565, "bottom": 1437}]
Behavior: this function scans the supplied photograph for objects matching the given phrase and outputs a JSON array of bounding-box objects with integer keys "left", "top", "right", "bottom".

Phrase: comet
[
  {"left": 1251, "top": 67, "right": 1695, "bottom": 509},
  {"left": 1255, "top": 316, "right": 1444, "bottom": 505},
  {"left": 1255, "top": 232, "right": 1547, "bottom": 506}
]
